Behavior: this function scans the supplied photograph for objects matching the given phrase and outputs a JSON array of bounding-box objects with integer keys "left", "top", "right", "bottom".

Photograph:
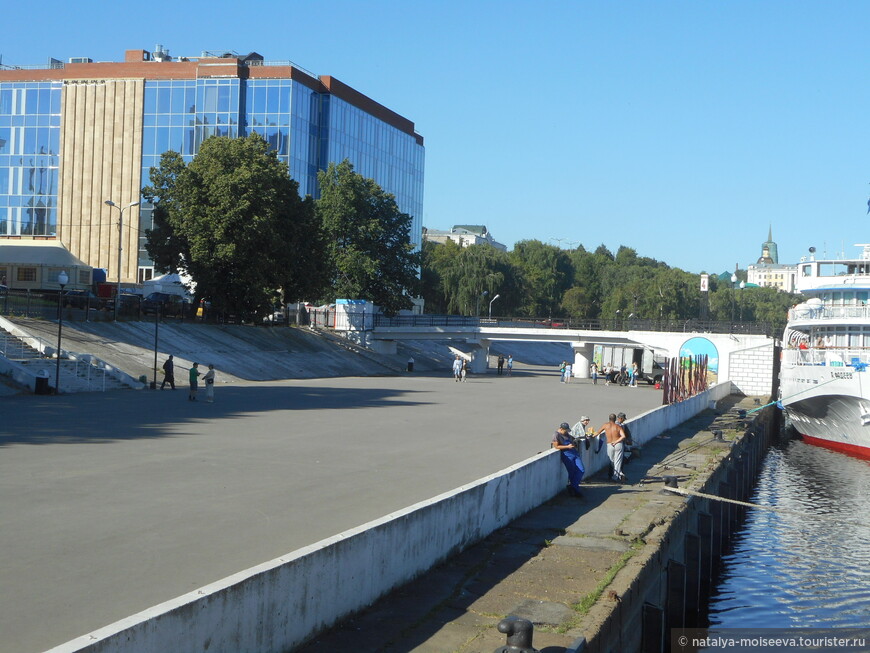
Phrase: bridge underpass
[{"left": 366, "top": 324, "right": 774, "bottom": 391}]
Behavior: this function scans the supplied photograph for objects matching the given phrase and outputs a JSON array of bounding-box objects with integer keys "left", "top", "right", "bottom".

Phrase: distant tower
[{"left": 758, "top": 225, "right": 778, "bottom": 264}]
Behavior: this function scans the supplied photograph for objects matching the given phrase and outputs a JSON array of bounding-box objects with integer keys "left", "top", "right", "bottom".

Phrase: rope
[
  {"left": 747, "top": 377, "right": 839, "bottom": 414},
  {"left": 662, "top": 485, "right": 869, "bottom": 528}
]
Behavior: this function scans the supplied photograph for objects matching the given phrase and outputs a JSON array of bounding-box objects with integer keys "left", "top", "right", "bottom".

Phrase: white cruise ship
[{"left": 779, "top": 244, "right": 870, "bottom": 459}]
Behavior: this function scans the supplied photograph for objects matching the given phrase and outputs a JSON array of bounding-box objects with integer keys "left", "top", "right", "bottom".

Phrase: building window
[{"left": 17, "top": 267, "right": 36, "bottom": 282}]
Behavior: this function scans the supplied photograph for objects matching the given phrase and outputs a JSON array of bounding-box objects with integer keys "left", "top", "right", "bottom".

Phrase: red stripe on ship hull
[{"left": 801, "top": 434, "right": 870, "bottom": 461}]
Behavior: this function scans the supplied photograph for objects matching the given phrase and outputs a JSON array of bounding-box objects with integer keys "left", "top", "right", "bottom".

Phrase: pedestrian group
[
  {"left": 159, "top": 356, "right": 218, "bottom": 403},
  {"left": 551, "top": 410, "right": 637, "bottom": 498}
]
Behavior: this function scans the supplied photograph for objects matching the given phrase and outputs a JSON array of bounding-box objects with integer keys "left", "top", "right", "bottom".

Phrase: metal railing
[
  {"left": 782, "top": 347, "right": 870, "bottom": 368},
  {"left": 369, "top": 313, "right": 774, "bottom": 335},
  {"left": 788, "top": 305, "right": 870, "bottom": 321}
]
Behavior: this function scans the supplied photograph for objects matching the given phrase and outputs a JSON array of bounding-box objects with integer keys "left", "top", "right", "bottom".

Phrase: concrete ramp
[{"left": 6, "top": 318, "right": 400, "bottom": 383}]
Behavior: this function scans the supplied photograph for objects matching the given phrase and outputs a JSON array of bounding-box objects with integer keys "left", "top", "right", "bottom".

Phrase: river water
[{"left": 704, "top": 433, "right": 870, "bottom": 629}]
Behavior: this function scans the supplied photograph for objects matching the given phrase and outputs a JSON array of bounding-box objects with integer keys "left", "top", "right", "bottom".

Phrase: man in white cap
[{"left": 552, "top": 422, "right": 584, "bottom": 498}]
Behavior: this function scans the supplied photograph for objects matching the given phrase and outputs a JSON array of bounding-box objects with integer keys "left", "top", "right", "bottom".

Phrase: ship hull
[{"left": 780, "top": 368, "right": 870, "bottom": 459}]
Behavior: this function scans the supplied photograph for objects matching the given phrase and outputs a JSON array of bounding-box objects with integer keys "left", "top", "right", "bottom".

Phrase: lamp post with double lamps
[
  {"left": 104, "top": 199, "right": 140, "bottom": 320},
  {"left": 55, "top": 270, "right": 68, "bottom": 394}
]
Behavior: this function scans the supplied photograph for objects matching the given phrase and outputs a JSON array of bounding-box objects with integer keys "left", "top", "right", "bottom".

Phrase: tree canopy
[
  {"left": 420, "top": 239, "right": 797, "bottom": 331},
  {"left": 143, "top": 134, "right": 322, "bottom": 319},
  {"left": 316, "top": 160, "right": 420, "bottom": 315}
]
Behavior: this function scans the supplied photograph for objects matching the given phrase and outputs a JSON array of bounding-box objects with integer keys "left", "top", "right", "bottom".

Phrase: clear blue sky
[{"left": 5, "top": 0, "right": 869, "bottom": 275}]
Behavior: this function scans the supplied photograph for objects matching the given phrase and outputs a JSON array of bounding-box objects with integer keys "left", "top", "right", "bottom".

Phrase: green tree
[
  {"left": 316, "top": 160, "right": 420, "bottom": 315},
  {"left": 510, "top": 240, "right": 573, "bottom": 316},
  {"left": 143, "top": 134, "right": 321, "bottom": 318},
  {"left": 439, "top": 244, "right": 519, "bottom": 316},
  {"left": 420, "top": 238, "right": 462, "bottom": 313}
]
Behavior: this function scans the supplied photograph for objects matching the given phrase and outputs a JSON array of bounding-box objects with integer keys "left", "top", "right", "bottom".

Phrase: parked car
[
  {"left": 107, "top": 293, "right": 142, "bottom": 313},
  {"left": 62, "top": 289, "right": 100, "bottom": 309},
  {"left": 262, "top": 306, "right": 287, "bottom": 324},
  {"left": 142, "top": 292, "right": 187, "bottom": 317}
]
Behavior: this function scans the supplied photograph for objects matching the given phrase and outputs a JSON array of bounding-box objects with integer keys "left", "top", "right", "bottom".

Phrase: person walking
[
  {"left": 188, "top": 362, "right": 201, "bottom": 401},
  {"left": 460, "top": 358, "right": 468, "bottom": 382},
  {"left": 203, "top": 364, "right": 216, "bottom": 403},
  {"left": 598, "top": 413, "right": 627, "bottom": 482},
  {"left": 630, "top": 362, "right": 639, "bottom": 387},
  {"left": 559, "top": 361, "right": 567, "bottom": 383},
  {"left": 590, "top": 362, "right": 598, "bottom": 385},
  {"left": 564, "top": 362, "right": 572, "bottom": 383},
  {"left": 497, "top": 354, "right": 505, "bottom": 375},
  {"left": 452, "top": 355, "right": 463, "bottom": 382},
  {"left": 552, "top": 422, "right": 584, "bottom": 498},
  {"left": 160, "top": 355, "right": 176, "bottom": 390},
  {"left": 506, "top": 354, "right": 513, "bottom": 376}
]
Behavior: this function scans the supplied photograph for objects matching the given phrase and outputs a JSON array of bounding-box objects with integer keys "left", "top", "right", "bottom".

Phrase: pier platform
[{"left": 296, "top": 396, "right": 763, "bottom": 653}]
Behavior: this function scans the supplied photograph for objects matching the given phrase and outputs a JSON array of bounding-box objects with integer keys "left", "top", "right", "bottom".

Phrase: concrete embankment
[
  {"left": 46, "top": 383, "right": 765, "bottom": 653},
  {"left": 298, "top": 394, "right": 775, "bottom": 653}
]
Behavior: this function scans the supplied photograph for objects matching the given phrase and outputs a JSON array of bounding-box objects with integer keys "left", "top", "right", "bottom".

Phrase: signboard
[{"left": 700, "top": 274, "right": 709, "bottom": 292}]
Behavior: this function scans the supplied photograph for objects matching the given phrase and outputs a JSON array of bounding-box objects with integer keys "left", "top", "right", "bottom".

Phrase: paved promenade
[{"left": 0, "top": 367, "right": 662, "bottom": 653}]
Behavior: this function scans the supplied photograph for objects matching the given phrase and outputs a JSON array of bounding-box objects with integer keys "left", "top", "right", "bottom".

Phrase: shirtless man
[{"left": 598, "top": 413, "right": 627, "bottom": 482}]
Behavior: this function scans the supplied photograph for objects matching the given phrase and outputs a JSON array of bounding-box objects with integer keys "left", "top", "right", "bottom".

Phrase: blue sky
[{"left": 4, "top": 0, "right": 869, "bottom": 274}]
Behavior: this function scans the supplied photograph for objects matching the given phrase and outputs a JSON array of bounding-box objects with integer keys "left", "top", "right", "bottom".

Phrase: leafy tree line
[
  {"left": 143, "top": 135, "right": 420, "bottom": 318},
  {"left": 422, "top": 239, "right": 797, "bottom": 331}
]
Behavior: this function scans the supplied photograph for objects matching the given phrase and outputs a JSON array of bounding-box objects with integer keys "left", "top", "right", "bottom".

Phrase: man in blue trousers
[{"left": 552, "top": 422, "right": 584, "bottom": 498}]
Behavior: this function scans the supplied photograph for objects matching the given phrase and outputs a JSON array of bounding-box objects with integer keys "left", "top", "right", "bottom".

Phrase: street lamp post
[
  {"left": 477, "top": 290, "right": 488, "bottom": 317},
  {"left": 738, "top": 280, "right": 746, "bottom": 321},
  {"left": 104, "top": 199, "right": 140, "bottom": 320},
  {"left": 488, "top": 293, "right": 501, "bottom": 318},
  {"left": 730, "top": 273, "right": 738, "bottom": 323},
  {"left": 152, "top": 283, "right": 161, "bottom": 390},
  {"left": 55, "top": 270, "right": 69, "bottom": 394}
]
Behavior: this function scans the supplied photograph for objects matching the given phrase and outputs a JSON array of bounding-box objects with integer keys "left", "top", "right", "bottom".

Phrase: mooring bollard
[{"left": 494, "top": 616, "right": 538, "bottom": 653}]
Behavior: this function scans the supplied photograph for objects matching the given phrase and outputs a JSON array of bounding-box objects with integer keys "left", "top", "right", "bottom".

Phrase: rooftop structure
[{"left": 422, "top": 225, "right": 507, "bottom": 251}]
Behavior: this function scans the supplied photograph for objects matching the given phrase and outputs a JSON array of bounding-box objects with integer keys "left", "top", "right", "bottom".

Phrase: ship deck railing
[
  {"left": 788, "top": 305, "right": 870, "bottom": 321},
  {"left": 783, "top": 347, "right": 870, "bottom": 370}
]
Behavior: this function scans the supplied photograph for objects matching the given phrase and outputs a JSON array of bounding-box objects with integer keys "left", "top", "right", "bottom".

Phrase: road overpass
[{"left": 365, "top": 321, "right": 774, "bottom": 395}]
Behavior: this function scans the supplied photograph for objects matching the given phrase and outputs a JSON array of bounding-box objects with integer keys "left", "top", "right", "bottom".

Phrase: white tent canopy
[{"left": 143, "top": 273, "right": 194, "bottom": 300}]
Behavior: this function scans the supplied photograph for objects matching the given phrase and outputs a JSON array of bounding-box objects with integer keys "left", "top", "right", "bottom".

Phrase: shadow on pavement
[{"left": 0, "top": 383, "right": 432, "bottom": 446}]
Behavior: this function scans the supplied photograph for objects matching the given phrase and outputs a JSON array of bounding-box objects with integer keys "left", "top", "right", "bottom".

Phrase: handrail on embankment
[{"left": 48, "top": 382, "right": 735, "bottom": 653}]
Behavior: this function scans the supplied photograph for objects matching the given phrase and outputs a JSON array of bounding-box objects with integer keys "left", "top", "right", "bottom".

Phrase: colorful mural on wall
[{"left": 680, "top": 336, "right": 719, "bottom": 383}]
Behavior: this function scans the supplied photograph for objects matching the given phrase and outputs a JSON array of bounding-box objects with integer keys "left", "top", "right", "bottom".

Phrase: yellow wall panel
[{"left": 57, "top": 79, "right": 144, "bottom": 285}]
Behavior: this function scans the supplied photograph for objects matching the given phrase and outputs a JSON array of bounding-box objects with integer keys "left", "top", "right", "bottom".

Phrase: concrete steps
[{"left": 0, "top": 321, "right": 139, "bottom": 394}]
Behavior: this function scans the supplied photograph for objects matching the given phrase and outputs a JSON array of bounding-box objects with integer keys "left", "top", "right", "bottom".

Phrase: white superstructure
[{"left": 779, "top": 244, "right": 870, "bottom": 458}]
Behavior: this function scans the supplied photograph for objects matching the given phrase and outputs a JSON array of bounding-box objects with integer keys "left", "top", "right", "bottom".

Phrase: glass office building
[
  {"left": 0, "top": 82, "right": 62, "bottom": 238},
  {"left": 0, "top": 47, "right": 424, "bottom": 284}
]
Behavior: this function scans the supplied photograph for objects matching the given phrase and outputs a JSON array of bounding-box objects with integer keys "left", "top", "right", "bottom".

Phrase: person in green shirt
[{"left": 188, "top": 362, "right": 201, "bottom": 401}]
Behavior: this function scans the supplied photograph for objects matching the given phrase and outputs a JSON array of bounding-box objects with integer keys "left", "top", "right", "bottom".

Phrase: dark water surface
[{"left": 705, "top": 436, "right": 870, "bottom": 628}]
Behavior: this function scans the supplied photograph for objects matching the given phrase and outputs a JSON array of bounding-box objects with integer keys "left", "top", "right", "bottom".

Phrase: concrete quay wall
[
  {"left": 49, "top": 383, "right": 734, "bottom": 653},
  {"left": 581, "top": 401, "right": 776, "bottom": 653}
]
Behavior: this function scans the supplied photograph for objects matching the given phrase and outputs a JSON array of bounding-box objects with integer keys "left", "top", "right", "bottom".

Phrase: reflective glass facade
[
  {"left": 139, "top": 76, "right": 424, "bottom": 267},
  {"left": 0, "top": 82, "right": 61, "bottom": 236},
  {"left": 324, "top": 96, "right": 425, "bottom": 244},
  {"left": 1, "top": 57, "right": 424, "bottom": 282}
]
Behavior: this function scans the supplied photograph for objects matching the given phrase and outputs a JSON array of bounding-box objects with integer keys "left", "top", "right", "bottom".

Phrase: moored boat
[{"left": 779, "top": 244, "right": 870, "bottom": 458}]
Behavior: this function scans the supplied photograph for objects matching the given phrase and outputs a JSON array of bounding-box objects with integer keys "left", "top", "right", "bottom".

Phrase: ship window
[
  {"left": 858, "top": 291, "right": 868, "bottom": 304},
  {"left": 802, "top": 265, "right": 812, "bottom": 276},
  {"left": 843, "top": 291, "right": 855, "bottom": 304}
]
